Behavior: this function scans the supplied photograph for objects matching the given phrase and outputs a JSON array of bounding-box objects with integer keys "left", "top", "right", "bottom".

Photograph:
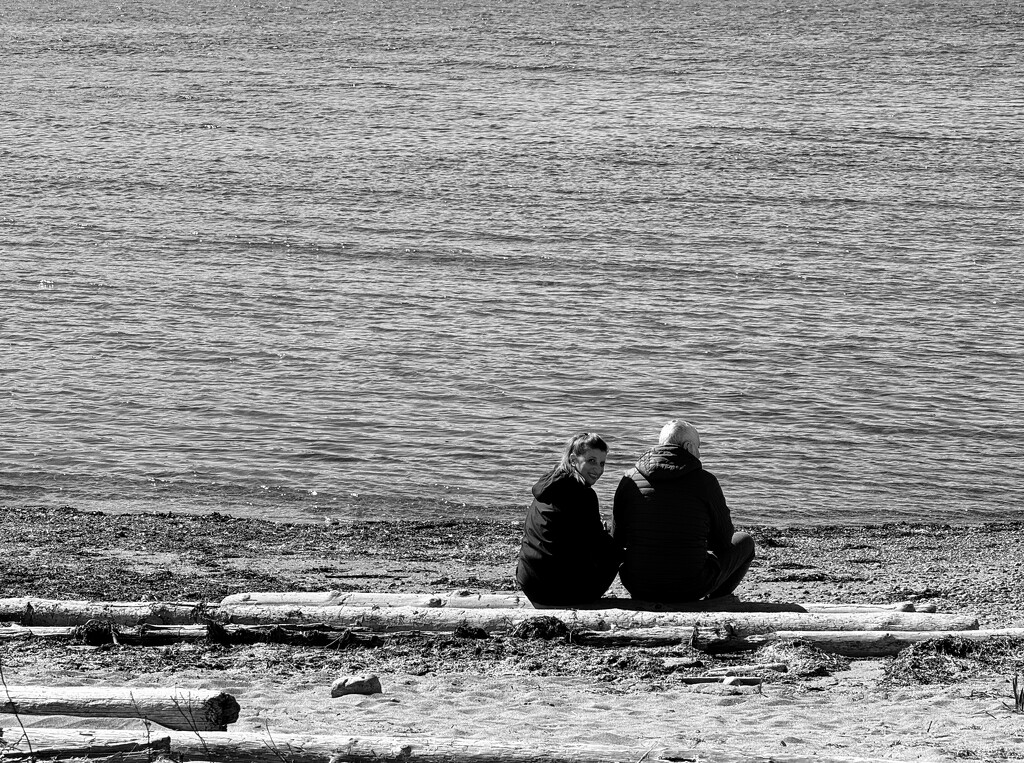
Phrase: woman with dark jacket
[{"left": 516, "top": 432, "right": 623, "bottom": 606}]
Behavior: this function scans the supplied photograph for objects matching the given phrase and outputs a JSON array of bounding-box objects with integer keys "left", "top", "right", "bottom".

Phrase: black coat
[
  {"left": 612, "top": 444, "right": 734, "bottom": 601},
  {"left": 516, "top": 469, "right": 622, "bottom": 606}
]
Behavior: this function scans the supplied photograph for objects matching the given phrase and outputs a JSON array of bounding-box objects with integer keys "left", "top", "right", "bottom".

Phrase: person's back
[
  {"left": 518, "top": 467, "right": 618, "bottom": 604},
  {"left": 612, "top": 420, "right": 754, "bottom": 602},
  {"left": 516, "top": 432, "right": 622, "bottom": 607}
]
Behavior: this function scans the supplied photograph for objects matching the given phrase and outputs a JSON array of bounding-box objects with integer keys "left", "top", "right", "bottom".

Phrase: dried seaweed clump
[
  {"left": 511, "top": 616, "right": 571, "bottom": 640},
  {"left": 885, "top": 636, "right": 1024, "bottom": 685},
  {"left": 755, "top": 639, "right": 851, "bottom": 677},
  {"left": 76, "top": 619, "right": 115, "bottom": 646}
]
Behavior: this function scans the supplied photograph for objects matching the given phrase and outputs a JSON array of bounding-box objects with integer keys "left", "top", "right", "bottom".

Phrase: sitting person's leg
[{"left": 706, "top": 532, "right": 755, "bottom": 599}]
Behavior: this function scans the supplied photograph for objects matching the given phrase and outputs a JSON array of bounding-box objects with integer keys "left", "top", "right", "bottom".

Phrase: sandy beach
[{"left": 2, "top": 506, "right": 1023, "bottom": 762}]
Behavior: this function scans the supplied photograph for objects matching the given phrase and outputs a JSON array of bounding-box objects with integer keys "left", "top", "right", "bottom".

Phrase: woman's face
[{"left": 573, "top": 448, "right": 607, "bottom": 486}]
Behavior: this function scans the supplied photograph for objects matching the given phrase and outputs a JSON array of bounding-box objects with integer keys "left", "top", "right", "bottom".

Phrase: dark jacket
[
  {"left": 516, "top": 469, "right": 622, "bottom": 606},
  {"left": 612, "top": 444, "right": 733, "bottom": 601}
]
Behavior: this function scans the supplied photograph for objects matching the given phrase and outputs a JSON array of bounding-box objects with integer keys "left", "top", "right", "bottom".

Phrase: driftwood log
[
  {"left": 0, "top": 728, "right": 170, "bottom": 761},
  {"left": 219, "top": 590, "right": 929, "bottom": 613},
  {"left": 0, "top": 598, "right": 210, "bottom": 627},
  {"left": 676, "top": 676, "right": 763, "bottom": 685},
  {"left": 217, "top": 604, "right": 977, "bottom": 637},
  {"left": 0, "top": 596, "right": 937, "bottom": 630},
  {"left": 0, "top": 599, "right": 975, "bottom": 636},
  {"left": 705, "top": 662, "right": 789, "bottom": 675},
  {"left": 0, "top": 624, "right": 213, "bottom": 644},
  {"left": 736, "top": 628, "right": 1024, "bottom": 657},
  {"left": 164, "top": 730, "right": 895, "bottom": 763},
  {"left": 2, "top": 728, "right": 923, "bottom": 763},
  {"left": 0, "top": 621, "right": 733, "bottom": 649},
  {"left": 0, "top": 686, "right": 240, "bottom": 732},
  {"left": 0, "top": 622, "right": 390, "bottom": 649}
]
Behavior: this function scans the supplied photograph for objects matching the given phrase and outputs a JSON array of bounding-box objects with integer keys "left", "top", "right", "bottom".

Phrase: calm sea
[{"left": 2, "top": 0, "right": 1022, "bottom": 526}]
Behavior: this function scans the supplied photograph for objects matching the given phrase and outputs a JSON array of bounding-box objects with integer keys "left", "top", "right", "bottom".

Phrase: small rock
[{"left": 331, "top": 674, "right": 383, "bottom": 697}]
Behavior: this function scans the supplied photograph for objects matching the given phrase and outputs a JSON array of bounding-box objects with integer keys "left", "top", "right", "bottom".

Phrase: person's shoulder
[
  {"left": 532, "top": 468, "right": 581, "bottom": 502},
  {"left": 693, "top": 467, "right": 724, "bottom": 492}
]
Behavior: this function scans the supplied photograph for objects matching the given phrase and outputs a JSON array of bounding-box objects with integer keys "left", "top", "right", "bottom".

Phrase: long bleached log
[
  {"left": 0, "top": 598, "right": 975, "bottom": 635},
  {"left": 742, "top": 628, "right": 1024, "bottom": 657},
  {"left": 218, "top": 604, "right": 978, "bottom": 637},
  {"left": 220, "top": 590, "right": 534, "bottom": 609},
  {"left": 219, "top": 591, "right": 791, "bottom": 611},
  {"left": 0, "top": 623, "right": 214, "bottom": 644},
  {"left": 0, "top": 728, "right": 170, "bottom": 760},
  {"left": 0, "top": 625, "right": 78, "bottom": 641},
  {"left": 0, "top": 623, "right": 392, "bottom": 649},
  {"left": 0, "top": 620, "right": 718, "bottom": 649},
  {"left": 0, "top": 686, "right": 240, "bottom": 732},
  {"left": 219, "top": 590, "right": 924, "bottom": 613},
  {"left": 0, "top": 598, "right": 210, "bottom": 627},
  {"left": 0, "top": 729, "right": 926, "bottom": 763},
  {"left": 0, "top": 596, "right": 930, "bottom": 631},
  {"left": 163, "top": 731, "right": 920, "bottom": 763}
]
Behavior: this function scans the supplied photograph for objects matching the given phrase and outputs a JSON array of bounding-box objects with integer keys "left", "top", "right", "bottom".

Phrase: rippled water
[{"left": 2, "top": 0, "right": 1022, "bottom": 525}]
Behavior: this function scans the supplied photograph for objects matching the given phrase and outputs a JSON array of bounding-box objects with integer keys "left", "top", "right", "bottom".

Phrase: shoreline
[
  {"left": 3, "top": 505, "right": 1024, "bottom": 762},
  {"left": 5, "top": 490, "right": 1015, "bottom": 528}
]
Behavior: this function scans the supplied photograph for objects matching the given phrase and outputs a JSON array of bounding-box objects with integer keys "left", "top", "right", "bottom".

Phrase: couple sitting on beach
[{"left": 516, "top": 420, "right": 755, "bottom": 607}]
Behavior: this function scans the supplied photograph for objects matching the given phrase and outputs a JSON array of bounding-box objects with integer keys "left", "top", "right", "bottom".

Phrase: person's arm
[
  {"left": 610, "top": 472, "right": 633, "bottom": 541},
  {"left": 705, "top": 472, "right": 734, "bottom": 555}
]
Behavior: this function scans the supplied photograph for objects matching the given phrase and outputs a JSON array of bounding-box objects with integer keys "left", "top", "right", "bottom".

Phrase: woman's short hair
[{"left": 557, "top": 432, "right": 608, "bottom": 475}]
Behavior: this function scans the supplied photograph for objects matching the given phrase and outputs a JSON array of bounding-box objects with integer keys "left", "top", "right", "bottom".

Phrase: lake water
[{"left": 2, "top": 0, "right": 1022, "bottom": 526}]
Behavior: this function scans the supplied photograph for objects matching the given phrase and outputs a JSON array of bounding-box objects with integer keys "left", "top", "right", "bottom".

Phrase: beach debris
[
  {"left": 693, "top": 627, "right": 1024, "bottom": 658},
  {"left": 453, "top": 623, "right": 490, "bottom": 639},
  {"left": 661, "top": 657, "right": 706, "bottom": 670},
  {"left": 676, "top": 676, "right": 763, "bottom": 686},
  {"left": 884, "top": 635, "right": 1024, "bottom": 685},
  {"left": 331, "top": 673, "right": 383, "bottom": 697},
  {"left": 510, "top": 615, "right": 571, "bottom": 640},
  {"left": 705, "top": 661, "right": 788, "bottom": 676},
  {"left": 753, "top": 640, "right": 851, "bottom": 677},
  {"left": 1008, "top": 674, "right": 1024, "bottom": 713}
]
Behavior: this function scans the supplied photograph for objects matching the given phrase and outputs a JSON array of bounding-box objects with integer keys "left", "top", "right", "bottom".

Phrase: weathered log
[
  {"left": 0, "top": 686, "right": 239, "bottom": 731},
  {"left": 0, "top": 622, "right": 223, "bottom": 646},
  {"left": 0, "top": 625, "right": 77, "bottom": 641},
  {"left": 0, "top": 622, "right": 396, "bottom": 648},
  {"left": 739, "top": 628, "right": 1024, "bottom": 657},
  {"left": 220, "top": 590, "right": 924, "bottom": 614},
  {"left": 220, "top": 591, "right": 798, "bottom": 611},
  {"left": 570, "top": 626, "right": 702, "bottom": 647},
  {"left": 0, "top": 596, "right": 933, "bottom": 631},
  {"left": 218, "top": 604, "right": 978, "bottom": 638},
  {"left": 676, "top": 676, "right": 763, "bottom": 685},
  {"left": 1, "top": 598, "right": 977, "bottom": 640},
  {"left": 0, "top": 598, "right": 212, "bottom": 627},
  {"left": 163, "top": 731, "right": 909, "bottom": 763},
  {"left": 0, "top": 620, "right": 712, "bottom": 650},
  {"left": 221, "top": 590, "right": 533, "bottom": 609},
  {"left": 0, "top": 727, "right": 170, "bottom": 760},
  {"left": 705, "top": 662, "right": 788, "bottom": 676},
  {"left": 0, "top": 728, "right": 941, "bottom": 763}
]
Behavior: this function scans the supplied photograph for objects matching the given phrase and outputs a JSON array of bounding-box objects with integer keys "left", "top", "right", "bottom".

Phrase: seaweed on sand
[
  {"left": 754, "top": 639, "right": 851, "bottom": 678},
  {"left": 884, "top": 636, "right": 1024, "bottom": 685}
]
